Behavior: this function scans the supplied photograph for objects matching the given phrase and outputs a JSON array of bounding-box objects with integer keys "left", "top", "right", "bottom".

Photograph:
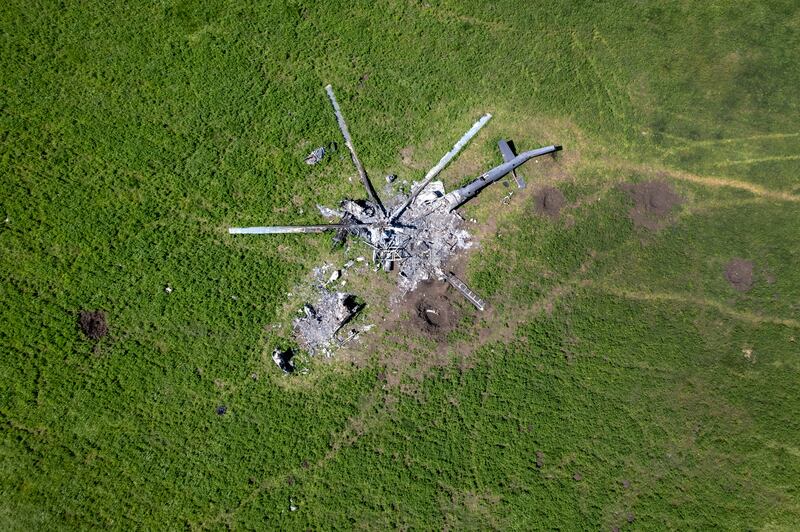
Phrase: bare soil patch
[
  {"left": 78, "top": 310, "right": 108, "bottom": 340},
  {"left": 534, "top": 187, "right": 566, "bottom": 219},
  {"left": 400, "top": 146, "right": 416, "bottom": 167},
  {"left": 619, "top": 180, "right": 681, "bottom": 230},
  {"left": 725, "top": 258, "right": 754, "bottom": 292},
  {"left": 409, "top": 280, "right": 458, "bottom": 338}
]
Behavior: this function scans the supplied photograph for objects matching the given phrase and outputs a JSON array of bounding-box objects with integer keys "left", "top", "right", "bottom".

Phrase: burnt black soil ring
[
  {"left": 78, "top": 310, "right": 108, "bottom": 340},
  {"left": 534, "top": 187, "right": 566, "bottom": 219},
  {"left": 725, "top": 258, "right": 754, "bottom": 292},
  {"left": 620, "top": 180, "right": 682, "bottom": 230},
  {"left": 414, "top": 296, "right": 456, "bottom": 336}
]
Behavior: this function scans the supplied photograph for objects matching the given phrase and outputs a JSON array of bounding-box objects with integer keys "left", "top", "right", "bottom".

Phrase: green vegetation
[{"left": 2, "top": 0, "right": 799, "bottom": 528}]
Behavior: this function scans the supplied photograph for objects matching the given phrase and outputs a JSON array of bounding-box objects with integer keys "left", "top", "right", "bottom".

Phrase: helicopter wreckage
[{"left": 230, "top": 85, "right": 561, "bottom": 362}]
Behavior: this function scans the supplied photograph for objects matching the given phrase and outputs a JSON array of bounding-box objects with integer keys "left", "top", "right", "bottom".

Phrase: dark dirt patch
[
  {"left": 619, "top": 180, "right": 681, "bottom": 230},
  {"left": 534, "top": 187, "right": 566, "bottom": 219},
  {"left": 410, "top": 281, "right": 458, "bottom": 337},
  {"left": 725, "top": 258, "right": 754, "bottom": 292},
  {"left": 535, "top": 451, "right": 544, "bottom": 468},
  {"left": 78, "top": 310, "right": 108, "bottom": 340}
]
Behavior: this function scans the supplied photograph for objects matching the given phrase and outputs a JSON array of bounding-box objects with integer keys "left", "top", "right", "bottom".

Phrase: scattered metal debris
[
  {"left": 272, "top": 347, "right": 295, "bottom": 373},
  {"left": 304, "top": 146, "right": 326, "bottom": 165},
  {"left": 292, "top": 266, "right": 364, "bottom": 357},
  {"left": 444, "top": 271, "right": 486, "bottom": 311},
  {"left": 231, "top": 84, "right": 561, "bottom": 336}
]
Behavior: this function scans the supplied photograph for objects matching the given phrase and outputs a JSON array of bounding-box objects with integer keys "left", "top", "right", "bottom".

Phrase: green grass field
[{"left": 2, "top": 1, "right": 800, "bottom": 529}]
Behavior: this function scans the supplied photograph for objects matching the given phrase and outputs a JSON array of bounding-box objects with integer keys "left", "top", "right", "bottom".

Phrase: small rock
[
  {"left": 573, "top": 472, "right": 582, "bottom": 481},
  {"left": 328, "top": 270, "right": 341, "bottom": 283},
  {"left": 385, "top": 174, "right": 397, "bottom": 183},
  {"left": 621, "top": 479, "right": 630, "bottom": 489},
  {"left": 216, "top": 405, "right": 227, "bottom": 416}
]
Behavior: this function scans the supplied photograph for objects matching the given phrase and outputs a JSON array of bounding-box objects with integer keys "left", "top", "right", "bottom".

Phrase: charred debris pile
[{"left": 230, "top": 85, "right": 561, "bottom": 366}]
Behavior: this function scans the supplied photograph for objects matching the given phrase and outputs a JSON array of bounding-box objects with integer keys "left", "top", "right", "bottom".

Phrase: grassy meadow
[{"left": 2, "top": 0, "right": 799, "bottom": 529}]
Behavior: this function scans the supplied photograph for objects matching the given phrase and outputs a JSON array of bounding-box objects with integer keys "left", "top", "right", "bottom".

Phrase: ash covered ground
[
  {"left": 291, "top": 179, "right": 473, "bottom": 359},
  {"left": 392, "top": 181, "right": 472, "bottom": 293},
  {"left": 318, "top": 179, "right": 473, "bottom": 293},
  {"left": 292, "top": 263, "right": 368, "bottom": 357}
]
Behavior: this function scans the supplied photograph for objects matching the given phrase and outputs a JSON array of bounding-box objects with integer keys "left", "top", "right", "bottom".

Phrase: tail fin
[{"left": 498, "top": 139, "right": 526, "bottom": 189}]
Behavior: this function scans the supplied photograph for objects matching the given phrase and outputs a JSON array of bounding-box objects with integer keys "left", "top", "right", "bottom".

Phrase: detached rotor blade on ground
[
  {"left": 324, "top": 84, "right": 386, "bottom": 217},
  {"left": 389, "top": 113, "right": 492, "bottom": 222},
  {"left": 229, "top": 223, "right": 370, "bottom": 234}
]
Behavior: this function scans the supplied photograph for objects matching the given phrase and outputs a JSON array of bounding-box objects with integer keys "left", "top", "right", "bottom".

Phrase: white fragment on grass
[
  {"left": 164, "top": 285, "right": 173, "bottom": 294},
  {"left": 355, "top": 256, "right": 365, "bottom": 262},
  {"left": 328, "top": 270, "right": 341, "bottom": 283}
]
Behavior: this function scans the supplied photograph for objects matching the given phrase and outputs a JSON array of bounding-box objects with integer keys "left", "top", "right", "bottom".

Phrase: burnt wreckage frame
[{"left": 230, "top": 85, "right": 562, "bottom": 311}]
